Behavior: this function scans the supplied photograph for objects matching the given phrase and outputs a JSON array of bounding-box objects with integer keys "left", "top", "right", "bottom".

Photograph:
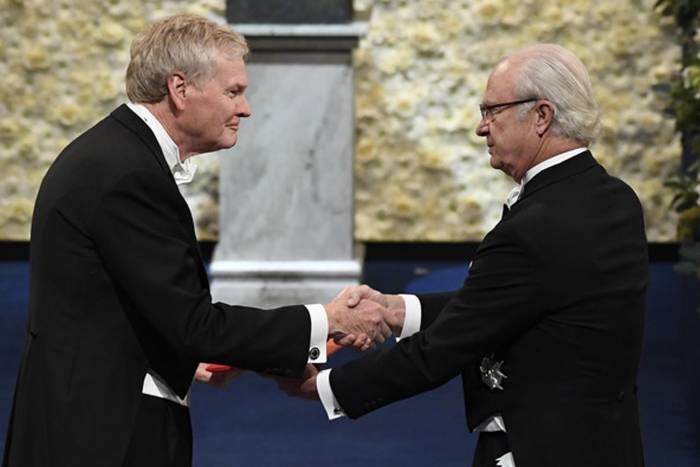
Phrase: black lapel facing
[
  {"left": 501, "top": 203, "right": 510, "bottom": 220},
  {"left": 109, "top": 104, "right": 172, "bottom": 177}
]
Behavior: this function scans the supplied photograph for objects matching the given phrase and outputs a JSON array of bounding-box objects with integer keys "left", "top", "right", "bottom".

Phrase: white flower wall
[
  {"left": 0, "top": 0, "right": 681, "bottom": 241},
  {"left": 0, "top": 0, "right": 224, "bottom": 240},
  {"left": 353, "top": 0, "right": 681, "bottom": 241}
]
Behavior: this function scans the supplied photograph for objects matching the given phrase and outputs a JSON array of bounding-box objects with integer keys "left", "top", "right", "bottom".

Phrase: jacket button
[
  {"left": 617, "top": 391, "right": 625, "bottom": 402},
  {"left": 309, "top": 347, "right": 320, "bottom": 360}
]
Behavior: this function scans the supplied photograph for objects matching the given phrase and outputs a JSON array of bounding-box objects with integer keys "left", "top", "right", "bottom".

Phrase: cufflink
[
  {"left": 309, "top": 347, "right": 320, "bottom": 360},
  {"left": 333, "top": 408, "right": 343, "bottom": 415}
]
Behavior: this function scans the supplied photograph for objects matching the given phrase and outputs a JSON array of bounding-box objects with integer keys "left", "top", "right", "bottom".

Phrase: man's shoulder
[
  {"left": 522, "top": 156, "right": 640, "bottom": 208},
  {"left": 37, "top": 107, "right": 171, "bottom": 211},
  {"left": 73, "top": 107, "right": 151, "bottom": 156},
  {"left": 54, "top": 109, "right": 162, "bottom": 176},
  {"left": 497, "top": 162, "right": 645, "bottom": 254}
]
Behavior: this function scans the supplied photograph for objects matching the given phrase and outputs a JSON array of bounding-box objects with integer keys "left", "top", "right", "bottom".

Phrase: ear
[
  {"left": 166, "top": 72, "right": 188, "bottom": 111},
  {"left": 534, "top": 100, "right": 555, "bottom": 137}
]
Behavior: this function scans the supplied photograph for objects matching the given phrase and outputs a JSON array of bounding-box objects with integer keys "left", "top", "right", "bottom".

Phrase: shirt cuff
[
  {"left": 396, "top": 294, "right": 421, "bottom": 342},
  {"left": 317, "top": 369, "right": 345, "bottom": 420},
  {"left": 305, "top": 304, "right": 328, "bottom": 364}
]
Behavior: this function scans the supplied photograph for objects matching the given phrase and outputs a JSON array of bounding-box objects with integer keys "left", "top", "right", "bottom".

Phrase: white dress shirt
[
  {"left": 126, "top": 103, "right": 329, "bottom": 406},
  {"left": 316, "top": 147, "right": 589, "bottom": 427},
  {"left": 505, "top": 147, "right": 588, "bottom": 209}
]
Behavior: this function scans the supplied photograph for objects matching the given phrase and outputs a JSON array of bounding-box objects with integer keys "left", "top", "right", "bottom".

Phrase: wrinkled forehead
[
  {"left": 483, "top": 59, "right": 520, "bottom": 102},
  {"left": 225, "top": 58, "right": 249, "bottom": 87},
  {"left": 218, "top": 43, "right": 247, "bottom": 61}
]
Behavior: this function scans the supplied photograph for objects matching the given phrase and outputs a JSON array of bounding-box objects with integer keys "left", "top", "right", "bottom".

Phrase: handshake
[
  {"left": 324, "top": 285, "right": 405, "bottom": 351},
  {"left": 196, "top": 285, "right": 403, "bottom": 387},
  {"left": 272, "top": 284, "right": 405, "bottom": 401}
]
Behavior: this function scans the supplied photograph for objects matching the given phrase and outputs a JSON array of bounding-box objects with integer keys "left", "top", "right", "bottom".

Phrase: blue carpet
[{"left": 2, "top": 259, "right": 699, "bottom": 466}]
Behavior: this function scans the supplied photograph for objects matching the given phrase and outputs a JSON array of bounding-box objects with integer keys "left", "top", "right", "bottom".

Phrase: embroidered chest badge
[{"left": 480, "top": 354, "right": 508, "bottom": 390}]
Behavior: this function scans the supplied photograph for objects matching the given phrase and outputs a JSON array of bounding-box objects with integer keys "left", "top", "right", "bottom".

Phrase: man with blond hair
[
  {"left": 3, "top": 14, "right": 389, "bottom": 467},
  {"left": 301, "top": 44, "right": 648, "bottom": 467}
]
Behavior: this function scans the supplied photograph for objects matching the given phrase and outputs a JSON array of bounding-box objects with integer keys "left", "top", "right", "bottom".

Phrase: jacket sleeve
[
  {"left": 92, "top": 169, "right": 310, "bottom": 375},
  {"left": 415, "top": 292, "right": 455, "bottom": 329},
  {"left": 330, "top": 225, "right": 547, "bottom": 418}
]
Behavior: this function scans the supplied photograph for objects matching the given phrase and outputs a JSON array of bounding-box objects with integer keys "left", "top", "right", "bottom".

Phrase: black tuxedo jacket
[
  {"left": 331, "top": 152, "right": 647, "bottom": 467},
  {"left": 3, "top": 105, "right": 311, "bottom": 467}
]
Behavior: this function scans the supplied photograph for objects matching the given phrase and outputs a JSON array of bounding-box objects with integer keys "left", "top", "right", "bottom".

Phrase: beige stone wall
[{"left": 0, "top": 0, "right": 681, "bottom": 241}]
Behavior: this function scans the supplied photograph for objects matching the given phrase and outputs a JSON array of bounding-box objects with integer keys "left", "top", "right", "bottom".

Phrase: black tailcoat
[
  {"left": 3, "top": 105, "right": 311, "bottom": 467},
  {"left": 331, "top": 152, "right": 647, "bottom": 467}
]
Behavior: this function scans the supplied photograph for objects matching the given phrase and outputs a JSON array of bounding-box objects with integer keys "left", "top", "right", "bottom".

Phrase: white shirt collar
[
  {"left": 505, "top": 147, "right": 587, "bottom": 208},
  {"left": 521, "top": 147, "right": 588, "bottom": 186},
  {"left": 126, "top": 102, "right": 197, "bottom": 185}
]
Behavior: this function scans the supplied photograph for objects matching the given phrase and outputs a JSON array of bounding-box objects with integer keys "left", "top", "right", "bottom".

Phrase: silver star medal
[{"left": 480, "top": 354, "right": 507, "bottom": 390}]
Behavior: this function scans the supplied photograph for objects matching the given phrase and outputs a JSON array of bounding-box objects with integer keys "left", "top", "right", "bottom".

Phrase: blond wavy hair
[{"left": 126, "top": 14, "right": 248, "bottom": 103}]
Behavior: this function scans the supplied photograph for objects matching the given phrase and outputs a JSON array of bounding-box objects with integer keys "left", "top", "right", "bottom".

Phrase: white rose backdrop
[
  {"left": 354, "top": 0, "right": 680, "bottom": 241},
  {"left": 0, "top": 0, "right": 224, "bottom": 240},
  {"left": 0, "top": 0, "right": 681, "bottom": 241}
]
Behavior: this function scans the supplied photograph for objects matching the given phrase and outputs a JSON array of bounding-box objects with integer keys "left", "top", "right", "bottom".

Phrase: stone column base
[{"left": 210, "top": 260, "right": 361, "bottom": 308}]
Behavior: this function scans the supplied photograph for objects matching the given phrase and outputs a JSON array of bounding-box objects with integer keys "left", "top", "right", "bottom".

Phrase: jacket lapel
[{"left": 110, "top": 105, "right": 208, "bottom": 273}]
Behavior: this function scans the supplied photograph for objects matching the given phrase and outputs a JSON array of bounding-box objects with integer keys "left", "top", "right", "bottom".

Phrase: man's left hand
[
  {"left": 275, "top": 364, "right": 320, "bottom": 401},
  {"left": 195, "top": 363, "right": 246, "bottom": 388}
]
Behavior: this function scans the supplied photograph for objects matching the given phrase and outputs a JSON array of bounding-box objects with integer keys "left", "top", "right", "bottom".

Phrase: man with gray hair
[
  {"left": 300, "top": 44, "right": 648, "bottom": 467},
  {"left": 3, "top": 14, "right": 389, "bottom": 467}
]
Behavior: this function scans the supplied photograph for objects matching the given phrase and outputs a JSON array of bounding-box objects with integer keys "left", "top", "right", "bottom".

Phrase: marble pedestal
[{"left": 210, "top": 23, "right": 367, "bottom": 308}]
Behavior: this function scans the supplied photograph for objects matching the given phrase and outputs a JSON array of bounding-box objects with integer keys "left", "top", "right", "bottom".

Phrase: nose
[
  {"left": 238, "top": 95, "right": 252, "bottom": 118},
  {"left": 475, "top": 117, "right": 488, "bottom": 137}
]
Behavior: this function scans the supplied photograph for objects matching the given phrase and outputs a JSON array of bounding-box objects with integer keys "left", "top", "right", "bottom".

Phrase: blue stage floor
[{"left": 1, "top": 260, "right": 699, "bottom": 466}]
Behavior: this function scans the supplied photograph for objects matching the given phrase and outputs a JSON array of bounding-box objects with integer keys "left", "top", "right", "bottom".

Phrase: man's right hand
[
  {"left": 325, "top": 287, "right": 392, "bottom": 350},
  {"left": 345, "top": 285, "right": 406, "bottom": 336}
]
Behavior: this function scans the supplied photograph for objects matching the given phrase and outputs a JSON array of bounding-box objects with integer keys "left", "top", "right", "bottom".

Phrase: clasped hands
[
  {"left": 196, "top": 285, "right": 402, "bottom": 395},
  {"left": 326, "top": 284, "right": 404, "bottom": 351},
  {"left": 278, "top": 284, "right": 404, "bottom": 400}
]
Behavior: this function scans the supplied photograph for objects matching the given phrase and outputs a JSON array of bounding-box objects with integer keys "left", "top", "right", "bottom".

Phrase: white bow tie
[
  {"left": 172, "top": 159, "right": 197, "bottom": 185},
  {"left": 505, "top": 185, "right": 522, "bottom": 208}
]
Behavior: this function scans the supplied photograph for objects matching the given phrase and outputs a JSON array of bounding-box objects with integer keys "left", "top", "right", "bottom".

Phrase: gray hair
[
  {"left": 126, "top": 14, "right": 249, "bottom": 103},
  {"left": 509, "top": 44, "right": 600, "bottom": 145}
]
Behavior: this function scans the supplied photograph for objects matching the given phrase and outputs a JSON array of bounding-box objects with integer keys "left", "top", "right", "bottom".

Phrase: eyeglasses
[{"left": 479, "top": 98, "right": 538, "bottom": 121}]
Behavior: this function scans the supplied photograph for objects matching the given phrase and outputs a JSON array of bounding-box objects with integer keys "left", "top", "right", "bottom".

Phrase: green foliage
[
  {"left": 666, "top": 161, "right": 699, "bottom": 213},
  {"left": 677, "top": 206, "right": 700, "bottom": 242},
  {"left": 670, "top": 75, "right": 700, "bottom": 134},
  {"left": 657, "top": 0, "right": 700, "bottom": 134},
  {"left": 658, "top": 0, "right": 700, "bottom": 285},
  {"left": 655, "top": 0, "right": 700, "bottom": 28}
]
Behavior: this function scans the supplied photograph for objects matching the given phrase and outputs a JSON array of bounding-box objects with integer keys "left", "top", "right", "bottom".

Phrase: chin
[{"left": 217, "top": 136, "right": 238, "bottom": 150}]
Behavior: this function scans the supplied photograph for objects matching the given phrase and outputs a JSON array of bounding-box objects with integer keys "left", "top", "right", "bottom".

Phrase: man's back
[{"left": 7, "top": 109, "right": 168, "bottom": 467}]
